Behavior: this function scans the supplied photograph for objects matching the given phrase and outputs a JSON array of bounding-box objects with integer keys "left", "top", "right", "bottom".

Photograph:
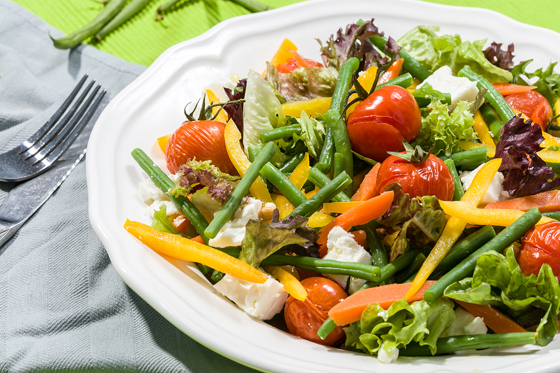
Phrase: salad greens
[{"left": 266, "top": 62, "right": 337, "bottom": 102}]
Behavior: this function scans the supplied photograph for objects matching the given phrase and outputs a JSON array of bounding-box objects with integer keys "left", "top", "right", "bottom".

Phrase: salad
[{"left": 125, "top": 18, "right": 560, "bottom": 364}]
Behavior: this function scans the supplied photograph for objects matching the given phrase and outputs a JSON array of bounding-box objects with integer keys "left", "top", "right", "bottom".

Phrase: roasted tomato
[
  {"left": 284, "top": 277, "right": 347, "bottom": 346},
  {"left": 517, "top": 221, "right": 560, "bottom": 277},
  {"left": 165, "top": 120, "right": 234, "bottom": 174},
  {"left": 504, "top": 90, "right": 553, "bottom": 131},
  {"left": 347, "top": 85, "right": 422, "bottom": 162},
  {"left": 276, "top": 49, "right": 323, "bottom": 73},
  {"left": 376, "top": 154, "right": 454, "bottom": 201}
]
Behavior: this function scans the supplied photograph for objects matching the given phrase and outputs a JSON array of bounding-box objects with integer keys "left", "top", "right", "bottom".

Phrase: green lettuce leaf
[
  {"left": 512, "top": 60, "right": 560, "bottom": 106},
  {"left": 344, "top": 298, "right": 455, "bottom": 356},
  {"left": 444, "top": 247, "right": 560, "bottom": 346},
  {"left": 239, "top": 219, "right": 312, "bottom": 268},
  {"left": 294, "top": 112, "right": 325, "bottom": 159},
  {"left": 151, "top": 205, "right": 179, "bottom": 234},
  {"left": 414, "top": 100, "right": 477, "bottom": 156},
  {"left": 266, "top": 63, "right": 337, "bottom": 102},
  {"left": 398, "top": 26, "right": 512, "bottom": 83}
]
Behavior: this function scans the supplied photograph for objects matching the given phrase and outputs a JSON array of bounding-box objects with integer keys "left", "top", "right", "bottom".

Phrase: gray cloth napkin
[{"left": 0, "top": 2, "right": 257, "bottom": 372}]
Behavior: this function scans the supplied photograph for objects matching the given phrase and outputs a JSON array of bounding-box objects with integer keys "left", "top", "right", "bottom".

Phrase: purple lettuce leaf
[
  {"left": 223, "top": 79, "right": 246, "bottom": 132},
  {"left": 484, "top": 42, "right": 515, "bottom": 72},
  {"left": 494, "top": 115, "right": 560, "bottom": 197}
]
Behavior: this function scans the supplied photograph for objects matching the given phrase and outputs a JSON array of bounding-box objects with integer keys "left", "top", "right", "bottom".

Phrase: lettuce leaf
[
  {"left": 223, "top": 79, "right": 246, "bottom": 132},
  {"left": 444, "top": 247, "right": 560, "bottom": 346},
  {"left": 292, "top": 112, "right": 325, "bottom": 159},
  {"left": 397, "top": 26, "right": 512, "bottom": 83},
  {"left": 414, "top": 100, "right": 477, "bottom": 157},
  {"left": 151, "top": 205, "right": 179, "bottom": 234},
  {"left": 512, "top": 60, "right": 560, "bottom": 106},
  {"left": 484, "top": 42, "right": 515, "bottom": 71},
  {"left": 494, "top": 115, "right": 560, "bottom": 197},
  {"left": 344, "top": 298, "right": 455, "bottom": 356},
  {"left": 265, "top": 63, "right": 337, "bottom": 102}
]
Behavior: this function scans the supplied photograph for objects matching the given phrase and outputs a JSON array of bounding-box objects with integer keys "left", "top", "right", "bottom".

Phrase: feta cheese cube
[
  {"left": 377, "top": 344, "right": 399, "bottom": 364},
  {"left": 139, "top": 178, "right": 168, "bottom": 205},
  {"left": 147, "top": 201, "right": 179, "bottom": 218},
  {"left": 460, "top": 163, "right": 509, "bottom": 204},
  {"left": 418, "top": 65, "right": 479, "bottom": 111},
  {"left": 440, "top": 307, "right": 488, "bottom": 337},
  {"left": 213, "top": 274, "right": 288, "bottom": 320},
  {"left": 323, "top": 226, "right": 372, "bottom": 294},
  {"left": 208, "top": 197, "right": 262, "bottom": 248}
]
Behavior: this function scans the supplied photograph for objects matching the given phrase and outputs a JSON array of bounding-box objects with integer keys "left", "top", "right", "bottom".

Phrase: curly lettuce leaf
[
  {"left": 344, "top": 298, "right": 455, "bottom": 356},
  {"left": 444, "top": 247, "right": 560, "bottom": 346},
  {"left": 266, "top": 63, "right": 337, "bottom": 102},
  {"left": 484, "top": 42, "right": 515, "bottom": 71},
  {"left": 512, "top": 60, "right": 560, "bottom": 106},
  {"left": 223, "top": 79, "right": 246, "bottom": 132},
  {"left": 397, "top": 26, "right": 512, "bottom": 83},
  {"left": 494, "top": 115, "right": 560, "bottom": 197},
  {"left": 151, "top": 205, "right": 179, "bottom": 234},
  {"left": 414, "top": 100, "right": 477, "bottom": 157},
  {"left": 293, "top": 112, "right": 325, "bottom": 159}
]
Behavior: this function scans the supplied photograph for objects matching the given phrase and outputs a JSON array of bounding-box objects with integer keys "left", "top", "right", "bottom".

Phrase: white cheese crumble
[
  {"left": 208, "top": 197, "right": 262, "bottom": 248},
  {"left": 323, "top": 226, "right": 372, "bottom": 294},
  {"left": 377, "top": 344, "right": 399, "bottom": 364},
  {"left": 418, "top": 65, "right": 479, "bottom": 111},
  {"left": 440, "top": 307, "right": 488, "bottom": 338},
  {"left": 460, "top": 163, "right": 509, "bottom": 204},
  {"left": 213, "top": 274, "right": 288, "bottom": 320},
  {"left": 139, "top": 174, "right": 182, "bottom": 218}
]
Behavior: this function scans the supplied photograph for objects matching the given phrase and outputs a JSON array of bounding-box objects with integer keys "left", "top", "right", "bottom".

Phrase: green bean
[
  {"left": 317, "top": 318, "right": 337, "bottom": 340},
  {"left": 307, "top": 167, "right": 351, "bottom": 203},
  {"left": 360, "top": 250, "right": 418, "bottom": 290},
  {"left": 95, "top": 0, "right": 150, "bottom": 40},
  {"left": 424, "top": 208, "right": 542, "bottom": 304},
  {"left": 479, "top": 104, "right": 503, "bottom": 140},
  {"left": 314, "top": 125, "right": 335, "bottom": 174},
  {"left": 260, "top": 124, "right": 301, "bottom": 143},
  {"left": 330, "top": 57, "right": 360, "bottom": 114},
  {"left": 361, "top": 223, "right": 388, "bottom": 268},
  {"left": 260, "top": 163, "right": 307, "bottom": 206},
  {"left": 205, "top": 142, "right": 275, "bottom": 238},
  {"left": 210, "top": 270, "right": 225, "bottom": 282},
  {"left": 370, "top": 36, "right": 431, "bottom": 81},
  {"left": 443, "top": 159, "right": 464, "bottom": 201},
  {"left": 131, "top": 148, "right": 210, "bottom": 242},
  {"left": 333, "top": 152, "right": 345, "bottom": 179},
  {"left": 543, "top": 211, "right": 560, "bottom": 220},
  {"left": 325, "top": 109, "right": 353, "bottom": 196},
  {"left": 400, "top": 333, "right": 536, "bottom": 356},
  {"left": 396, "top": 252, "right": 426, "bottom": 283},
  {"left": 247, "top": 146, "right": 262, "bottom": 163},
  {"left": 287, "top": 171, "right": 352, "bottom": 218},
  {"left": 278, "top": 152, "right": 305, "bottom": 174},
  {"left": 229, "top": 0, "right": 272, "bottom": 13},
  {"left": 458, "top": 66, "right": 515, "bottom": 124},
  {"left": 547, "top": 162, "right": 560, "bottom": 174},
  {"left": 376, "top": 73, "right": 414, "bottom": 91},
  {"left": 197, "top": 263, "right": 212, "bottom": 275},
  {"left": 440, "top": 147, "right": 488, "bottom": 168},
  {"left": 429, "top": 225, "right": 496, "bottom": 280}
]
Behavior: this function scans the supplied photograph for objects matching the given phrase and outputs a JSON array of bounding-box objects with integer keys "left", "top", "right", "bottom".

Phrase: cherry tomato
[
  {"left": 517, "top": 221, "right": 560, "bottom": 277},
  {"left": 165, "top": 120, "right": 234, "bottom": 175},
  {"left": 504, "top": 90, "right": 553, "bottom": 131},
  {"left": 347, "top": 85, "right": 422, "bottom": 162},
  {"left": 284, "top": 277, "right": 347, "bottom": 346},
  {"left": 376, "top": 154, "right": 455, "bottom": 201},
  {"left": 276, "top": 49, "right": 323, "bottom": 73}
]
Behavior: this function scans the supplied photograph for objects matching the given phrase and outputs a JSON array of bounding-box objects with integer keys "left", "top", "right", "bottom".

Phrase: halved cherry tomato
[
  {"left": 276, "top": 49, "right": 323, "bottom": 73},
  {"left": 376, "top": 154, "right": 454, "bottom": 201},
  {"left": 517, "top": 221, "right": 560, "bottom": 278},
  {"left": 504, "top": 90, "right": 553, "bottom": 131},
  {"left": 284, "top": 277, "right": 347, "bottom": 346},
  {"left": 347, "top": 85, "right": 421, "bottom": 162},
  {"left": 165, "top": 120, "right": 234, "bottom": 174}
]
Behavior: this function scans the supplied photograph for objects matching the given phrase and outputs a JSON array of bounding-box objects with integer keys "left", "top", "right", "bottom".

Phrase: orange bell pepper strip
[
  {"left": 124, "top": 219, "right": 267, "bottom": 284},
  {"left": 405, "top": 158, "right": 502, "bottom": 300},
  {"left": 322, "top": 201, "right": 364, "bottom": 214},
  {"left": 455, "top": 300, "right": 527, "bottom": 334},
  {"left": 269, "top": 39, "right": 298, "bottom": 68},
  {"left": 439, "top": 200, "right": 553, "bottom": 226},
  {"left": 157, "top": 134, "right": 171, "bottom": 154},
  {"left": 281, "top": 97, "right": 332, "bottom": 118},
  {"left": 351, "top": 162, "right": 381, "bottom": 201},
  {"left": 289, "top": 153, "right": 309, "bottom": 190},
  {"left": 484, "top": 190, "right": 560, "bottom": 213},
  {"left": 378, "top": 58, "right": 404, "bottom": 84},
  {"left": 224, "top": 120, "right": 273, "bottom": 203},
  {"left": 493, "top": 83, "right": 537, "bottom": 96},
  {"left": 263, "top": 265, "right": 307, "bottom": 301}
]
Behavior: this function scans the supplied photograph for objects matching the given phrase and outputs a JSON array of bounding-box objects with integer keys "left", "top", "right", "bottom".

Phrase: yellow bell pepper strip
[
  {"left": 308, "top": 212, "right": 335, "bottom": 228},
  {"left": 405, "top": 158, "right": 502, "bottom": 300},
  {"left": 541, "top": 132, "right": 560, "bottom": 148},
  {"left": 322, "top": 201, "right": 364, "bottom": 214},
  {"left": 269, "top": 38, "right": 298, "bottom": 68},
  {"left": 271, "top": 194, "right": 294, "bottom": 220},
  {"left": 124, "top": 219, "right": 267, "bottom": 284},
  {"left": 205, "top": 89, "right": 229, "bottom": 124},
  {"left": 157, "top": 134, "right": 171, "bottom": 154},
  {"left": 281, "top": 97, "right": 332, "bottom": 118},
  {"left": 346, "top": 65, "right": 378, "bottom": 117},
  {"left": 289, "top": 153, "right": 310, "bottom": 190},
  {"left": 439, "top": 201, "right": 553, "bottom": 226},
  {"left": 474, "top": 111, "right": 496, "bottom": 147},
  {"left": 224, "top": 120, "right": 273, "bottom": 203},
  {"left": 305, "top": 187, "right": 319, "bottom": 199},
  {"left": 263, "top": 265, "right": 307, "bottom": 301}
]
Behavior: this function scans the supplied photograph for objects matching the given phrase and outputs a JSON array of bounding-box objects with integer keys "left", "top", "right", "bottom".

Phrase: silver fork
[{"left": 0, "top": 75, "right": 106, "bottom": 182}]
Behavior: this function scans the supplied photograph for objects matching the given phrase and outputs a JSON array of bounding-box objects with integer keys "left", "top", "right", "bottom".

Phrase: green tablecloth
[{"left": 12, "top": 0, "right": 560, "bottom": 66}]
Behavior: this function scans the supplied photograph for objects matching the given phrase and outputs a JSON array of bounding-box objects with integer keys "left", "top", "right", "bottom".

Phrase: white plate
[{"left": 87, "top": 1, "right": 560, "bottom": 371}]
